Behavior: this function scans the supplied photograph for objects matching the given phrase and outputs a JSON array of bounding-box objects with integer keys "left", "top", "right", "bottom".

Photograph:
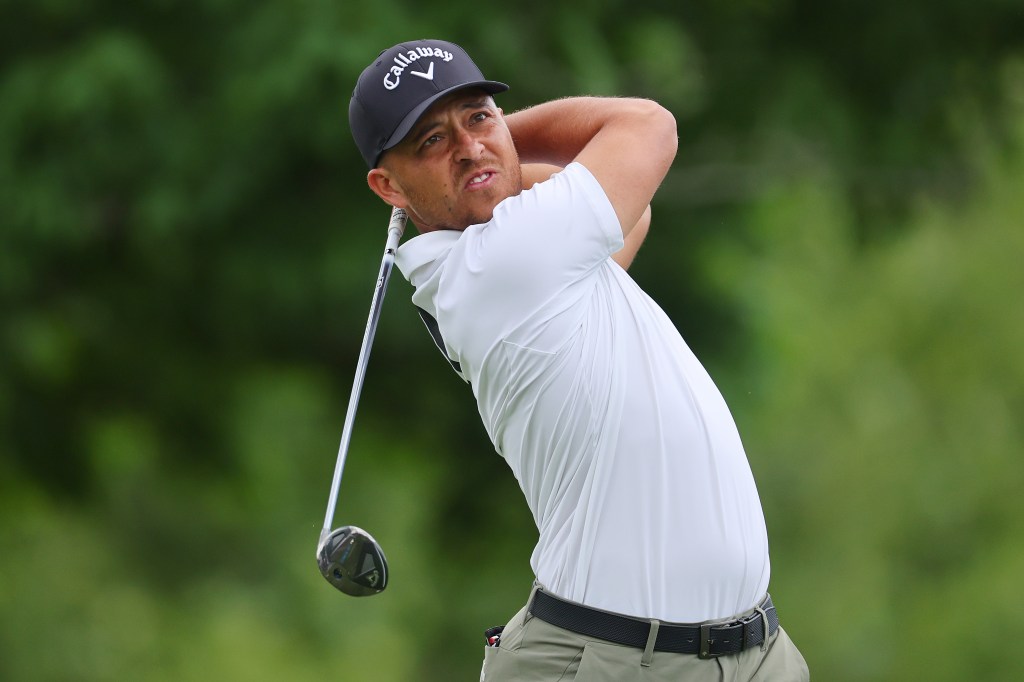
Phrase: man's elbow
[
  {"left": 650, "top": 102, "right": 678, "bottom": 163},
  {"left": 632, "top": 99, "right": 678, "bottom": 171}
]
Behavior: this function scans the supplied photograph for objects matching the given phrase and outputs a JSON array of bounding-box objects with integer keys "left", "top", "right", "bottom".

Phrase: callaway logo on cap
[{"left": 349, "top": 39, "right": 509, "bottom": 168}]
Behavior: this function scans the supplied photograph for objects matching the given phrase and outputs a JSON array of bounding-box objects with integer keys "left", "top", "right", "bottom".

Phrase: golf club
[{"left": 317, "top": 206, "right": 407, "bottom": 596}]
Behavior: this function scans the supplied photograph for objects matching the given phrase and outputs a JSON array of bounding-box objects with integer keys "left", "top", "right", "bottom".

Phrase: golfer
[{"left": 349, "top": 39, "right": 809, "bottom": 681}]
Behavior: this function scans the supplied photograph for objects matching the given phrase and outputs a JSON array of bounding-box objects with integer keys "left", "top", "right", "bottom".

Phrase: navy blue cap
[{"left": 349, "top": 39, "right": 509, "bottom": 168}]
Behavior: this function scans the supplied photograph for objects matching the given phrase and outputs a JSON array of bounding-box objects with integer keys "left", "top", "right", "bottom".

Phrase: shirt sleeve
[
  {"left": 448, "top": 162, "right": 624, "bottom": 322},
  {"left": 491, "top": 161, "right": 623, "bottom": 270}
]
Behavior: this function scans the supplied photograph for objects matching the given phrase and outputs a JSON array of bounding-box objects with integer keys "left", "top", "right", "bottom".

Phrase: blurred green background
[{"left": 2, "top": 1, "right": 1023, "bottom": 680}]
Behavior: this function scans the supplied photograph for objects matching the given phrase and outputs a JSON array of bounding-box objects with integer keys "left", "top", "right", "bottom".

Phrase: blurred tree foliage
[{"left": 1, "top": 0, "right": 1022, "bottom": 680}]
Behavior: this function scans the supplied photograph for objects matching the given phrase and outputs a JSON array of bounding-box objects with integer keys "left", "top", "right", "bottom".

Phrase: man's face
[{"left": 370, "top": 89, "right": 523, "bottom": 232}]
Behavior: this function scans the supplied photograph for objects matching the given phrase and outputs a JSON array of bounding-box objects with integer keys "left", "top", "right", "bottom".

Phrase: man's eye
[
  {"left": 423, "top": 134, "right": 442, "bottom": 147},
  {"left": 471, "top": 112, "right": 489, "bottom": 123}
]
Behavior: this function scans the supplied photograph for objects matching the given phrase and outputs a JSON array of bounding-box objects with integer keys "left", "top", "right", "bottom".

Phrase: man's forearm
[
  {"left": 612, "top": 206, "right": 650, "bottom": 270},
  {"left": 506, "top": 97, "right": 657, "bottom": 167},
  {"left": 521, "top": 163, "right": 563, "bottom": 189}
]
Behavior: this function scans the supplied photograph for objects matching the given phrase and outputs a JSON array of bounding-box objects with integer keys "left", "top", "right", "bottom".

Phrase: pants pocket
[
  {"left": 481, "top": 644, "right": 520, "bottom": 681},
  {"left": 749, "top": 627, "right": 810, "bottom": 682},
  {"left": 573, "top": 642, "right": 643, "bottom": 682}
]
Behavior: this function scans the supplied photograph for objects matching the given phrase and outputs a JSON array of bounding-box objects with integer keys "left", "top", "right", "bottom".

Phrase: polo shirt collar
[{"left": 394, "top": 229, "right": 462, "bottom": 315}]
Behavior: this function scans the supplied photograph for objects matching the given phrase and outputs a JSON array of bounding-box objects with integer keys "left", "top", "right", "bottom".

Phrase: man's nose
[{"left": 452, "top": 126, "right": 484, "bottom": 161}]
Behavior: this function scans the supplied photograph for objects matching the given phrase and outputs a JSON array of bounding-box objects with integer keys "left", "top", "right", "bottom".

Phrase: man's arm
[
  {"left": 521, "top": 163, "right": 563, "bottom": 190},
  {"left": 615, "top": 205, "right": 649, "bottom": 270},
  {"left": 505, "top": 97, "right": 677, "bottom": 239},
  {"left": 521, "top": 163, "right": 650, "bottom": 269}
]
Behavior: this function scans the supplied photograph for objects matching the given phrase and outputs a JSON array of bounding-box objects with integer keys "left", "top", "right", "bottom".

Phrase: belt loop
[
  {"left": 524, "top": 581, "right": 541, "bottom": 625},
  {"left": 641, "top": 619, "right": 660, "bottom": 667},
  {"left": 754, "top": 605, "right": 770, "bottom": 652}
]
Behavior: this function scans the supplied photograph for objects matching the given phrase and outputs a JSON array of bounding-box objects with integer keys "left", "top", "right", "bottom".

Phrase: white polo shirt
[{"left": 395, "top": 162, "right": 770, "bottom": 622}]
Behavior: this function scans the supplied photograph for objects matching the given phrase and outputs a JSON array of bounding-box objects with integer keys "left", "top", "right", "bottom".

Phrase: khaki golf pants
[{"left": 480, "top": 596, "right": 809, "bottom": 682}]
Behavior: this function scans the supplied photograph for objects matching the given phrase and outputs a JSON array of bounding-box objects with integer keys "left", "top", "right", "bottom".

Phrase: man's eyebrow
[
  {"left": 408, "top": 99, "right": 494, "bottom": 144},
  {"left": 408, "top": 118, "right": 440, "bottom": 144}
]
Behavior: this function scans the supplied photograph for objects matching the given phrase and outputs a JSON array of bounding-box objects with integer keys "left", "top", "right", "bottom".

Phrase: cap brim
[{"left": 376, "top": 80, "right": 509, "bottom": 165}]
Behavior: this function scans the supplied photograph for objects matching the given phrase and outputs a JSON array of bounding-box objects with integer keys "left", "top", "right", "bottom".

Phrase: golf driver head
[{"left": 317, "top": 526, "right": 389, "bottom": 596}]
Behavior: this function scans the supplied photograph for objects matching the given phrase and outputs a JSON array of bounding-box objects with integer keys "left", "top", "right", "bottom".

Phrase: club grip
[{"left": 387, "top": 207, "right": 408, "bottom": 250}]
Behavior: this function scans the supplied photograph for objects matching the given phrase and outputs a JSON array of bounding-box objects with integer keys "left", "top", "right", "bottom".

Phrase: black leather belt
[{"left": 528, "top": 589, "right": 779, "bottom": 659}]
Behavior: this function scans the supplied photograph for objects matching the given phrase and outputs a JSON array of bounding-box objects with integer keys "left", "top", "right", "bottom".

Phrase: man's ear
[{"left": 367, "top": 168, "right": 408, "bottom": 209}]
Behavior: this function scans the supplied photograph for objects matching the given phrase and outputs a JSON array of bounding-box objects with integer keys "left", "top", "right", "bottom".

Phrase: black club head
[{"left": 317, "top": 526, "right": 389, "bottom": 597}]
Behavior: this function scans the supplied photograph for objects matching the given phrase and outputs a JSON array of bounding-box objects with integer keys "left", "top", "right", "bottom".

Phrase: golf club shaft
[{"left": 320, "top": 207, "right": 408, "bottom": 546}]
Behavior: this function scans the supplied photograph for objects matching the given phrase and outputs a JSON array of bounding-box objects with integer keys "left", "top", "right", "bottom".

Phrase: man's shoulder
[{"left": 493, "top": 161, "right": 610, "bottom": 225}]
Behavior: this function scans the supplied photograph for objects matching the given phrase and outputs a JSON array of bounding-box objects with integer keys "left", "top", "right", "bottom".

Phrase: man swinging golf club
[{"left": 348, "top": 38, "right": 809, "bottom": 681}]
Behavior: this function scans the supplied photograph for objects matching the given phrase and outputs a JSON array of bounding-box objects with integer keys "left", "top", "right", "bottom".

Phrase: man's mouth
[{"left": 465, "top": 171, "right": 495, "bottom": 189}]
